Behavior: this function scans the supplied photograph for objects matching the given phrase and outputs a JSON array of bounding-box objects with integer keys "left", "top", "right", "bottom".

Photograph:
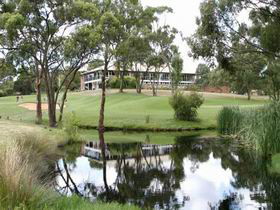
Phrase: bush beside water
[
  {"left": 217, "top": 103, "right": 280, "bottom": 156},
  {"left": 63, "top": 112, "right": 80, "bottom": 143},
  {"left": 169, "top": 91, "right": 204, "bottom": 121}
]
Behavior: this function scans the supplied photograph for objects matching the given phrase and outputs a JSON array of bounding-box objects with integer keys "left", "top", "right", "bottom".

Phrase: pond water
[{"left": 54, "top": 134, "right": 280, "bottom": 210}]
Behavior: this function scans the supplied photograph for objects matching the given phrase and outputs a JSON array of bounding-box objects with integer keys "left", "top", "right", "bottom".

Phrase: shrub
[
  {"left": 64, "top": 112, "right": 80, "bottom": 143},
  {"left": 184, "top": 84, "right": 201, "bottom": 92},
  {"left": 108, "top": 76, "right": 136, "bottom": 89},
  {"left": 169, "top": 91, "right": 204, "bottom": 121},
  {"left": 217, "top": 106, "right": 244, "bottom": 135}
]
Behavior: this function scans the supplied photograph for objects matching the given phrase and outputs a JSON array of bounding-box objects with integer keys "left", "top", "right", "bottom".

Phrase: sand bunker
[{"left": 19, "top": 103, "right": 60, "bottom": 111}]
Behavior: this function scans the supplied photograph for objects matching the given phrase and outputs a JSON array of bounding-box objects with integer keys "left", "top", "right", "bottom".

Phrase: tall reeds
[
  {"left": 0, "top": 133, "right": 56, "bottom": 209},
  {"left": 217, "top": 106, "right": 243, "bottom": 135},
  {"left": 217, "top": 103, "right": 280, "bottom": 156}
]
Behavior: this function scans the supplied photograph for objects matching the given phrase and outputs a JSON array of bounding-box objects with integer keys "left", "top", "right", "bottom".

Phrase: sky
[{"left": 141, "top": 0, "right": 204, "bottom": 73}]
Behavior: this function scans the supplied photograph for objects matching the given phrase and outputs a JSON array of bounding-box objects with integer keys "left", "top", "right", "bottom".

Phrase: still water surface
[{"left": 54, "top": 134, "right": 280, "bottom": 210}]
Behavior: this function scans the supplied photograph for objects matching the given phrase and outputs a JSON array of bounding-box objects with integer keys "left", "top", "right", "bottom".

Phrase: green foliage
[
  {"left": 108, "top": 76, "right": 136, "bottom": 89},
  {"left": 169, "top": 91, "right": 204, "bottom": 121},
  {"left": 171, "top": 54, "right": 183, "bottom": 90},
  {"left": 63, "top": 71, "right": 81, "bottom": 91},
  {"left": 244, "top": 103, "right": 280, "bottom": 156},
  {"left": 52, "top": 196, "right": 140, "bottom": 210},
  {"left": 63, "top": 112, "right": 80, "bottom": 143},
  {"left": 0, "top": 58, "right": 15, "bottom": 80},
  {"left": 218, "top": 103, "right": 280, "bottom": 156},
  {"left": 208, "top": 68, "right": 230, "bottom": 87},
  {"left": 195, "top": 64, "right": 210, "bottom": 88},
  {"left": 14, "top": 72, "right": 34, "bottom": 95},
  {"left": 0, "top": 80, "right": 14, "bottom": 97},
  {"left": 217, "top": 107, "right": 243, "bottom": 135},
  {"left": 261, "top": 60, "right": 280, "bottom": 101}
]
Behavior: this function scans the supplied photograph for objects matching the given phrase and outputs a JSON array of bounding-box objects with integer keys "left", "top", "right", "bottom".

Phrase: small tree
[
  {"left": 171, "top": 54, "right": 183, "bottom": 93},
  {"left": 195, "top": 64, "right": 210, "bottom": 88},
  {"left": 169, "top": 91, "right": 204, "bottom": 121}
]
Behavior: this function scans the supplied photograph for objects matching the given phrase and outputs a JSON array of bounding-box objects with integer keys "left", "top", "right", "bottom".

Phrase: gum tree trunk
[
  {"left": 119, "top": 70, "right": 124, "bottom": 93},
  {"left": 35, "top": 79, "right": 43, "bottom": 124},
  {"left": 58, "top": 71, "right": 79, "bottom": 122},
  {"left": 98, "top": 51, "right": 109, "bottom": 133},
  {"left": 35, "top": 63, "right": 43, "bottom": 124},
  {"left": 43, "top": 68, "right": 57, "bottom": 127},
  {"left": 35, "top": 70, "right": 43, "bottom": 124}
]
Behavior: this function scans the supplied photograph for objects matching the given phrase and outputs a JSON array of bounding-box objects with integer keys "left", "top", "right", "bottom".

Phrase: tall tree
[
  {"left": 188, "top": 0, "right": 280, "bottom": 65},
  {"left": 113, "top": 0, "right": 141, "bottom": 93},
  {"left": 115, "top": 2, "right": 173, "bottom": 94},
  {"left": 95, "top": 4, "right": 121, "bottom": 139},
  {"left": 148, "top": 25, "right": 178, "bottom": 96},
  {"left": 0, "top": 0, "right": 101, "bottom": 127},
  {"left": 187, "top": 0, "right": 280, "bottom": 100},
  {"left": 229, "top": 45, "right": 265, "bottom": 100}
]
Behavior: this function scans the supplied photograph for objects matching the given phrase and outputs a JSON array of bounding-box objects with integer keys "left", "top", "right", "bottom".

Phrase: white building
[{"left": 80, "top": 64, "right": 196, "bottom": 91}]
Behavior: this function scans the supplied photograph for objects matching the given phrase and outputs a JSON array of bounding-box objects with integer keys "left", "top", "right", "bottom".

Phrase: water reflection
[{"left": 55, "top": 135, "right": 280, "bottom": 210}]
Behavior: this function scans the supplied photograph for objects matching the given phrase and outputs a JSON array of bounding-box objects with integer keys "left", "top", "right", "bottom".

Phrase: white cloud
[{"left": 141, "top": 0, "right": 205, "bottom": 73}]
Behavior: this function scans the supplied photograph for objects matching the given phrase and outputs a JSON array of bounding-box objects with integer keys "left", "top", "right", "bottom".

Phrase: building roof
[{"left": 80, "top": 63, "right": 196, "bottom": 75}]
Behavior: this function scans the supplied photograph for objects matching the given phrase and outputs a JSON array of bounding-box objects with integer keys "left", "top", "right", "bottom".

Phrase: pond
[{"left": 54, "top": 133, "right": 280, "bottom": 210}]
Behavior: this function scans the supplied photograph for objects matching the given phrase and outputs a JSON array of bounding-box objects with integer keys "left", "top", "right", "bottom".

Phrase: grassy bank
[
  {"left": 0, "top": 122, "right": 140, "bottom": 209},
  {"left": 0, "top": 91, "right": 267, "bottom": 130}
]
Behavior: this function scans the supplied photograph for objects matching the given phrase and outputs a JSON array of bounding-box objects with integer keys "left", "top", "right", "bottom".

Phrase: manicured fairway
[{"left": 0, "top": 91, "right": 267, "bottom": 130}]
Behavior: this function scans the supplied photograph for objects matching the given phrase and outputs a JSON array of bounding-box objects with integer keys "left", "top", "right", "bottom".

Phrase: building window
[{"left": 161, "top": 73, "right": 169, "bottom": 81}]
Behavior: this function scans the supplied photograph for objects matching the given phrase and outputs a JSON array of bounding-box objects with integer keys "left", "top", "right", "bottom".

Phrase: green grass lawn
[{"left": 0, "top": 92, "right": 267, "bottom": 130}]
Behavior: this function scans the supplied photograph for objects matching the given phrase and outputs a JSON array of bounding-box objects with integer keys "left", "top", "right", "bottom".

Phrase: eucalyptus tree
[
  {"left": 96, "top": 0, "right": 175, "bottom": 138},
  {"left": 0, "top": 58, "right": 14, "bottom": 80},
  {"left": 94, "top": 0, "right": 121, "bottom": 141},
  {"left": 188, "top": 0, "right": 280, "bottom": 65},
  {"left": 113, "top": 0, "right": 142, "bottom": 93},
  {"left": 114, "top": 1, "right": 173, "bottom": 94},
  {"left": 229, "top": 45, "right": 265, "bottom": 100},
  {"left": 187, "top": 0, "right": 280, "bottom": 99},
  {"left": 0, "top": 0, "right": 101, "bottom": 127},
  {"left": 125, "top": 35, "right": 152, "bottom": 94},
  {"left": 170, "top": 53, "right": 183, "bottom": 93},
  {"left": 195, "top": 64, "right": 210, "bottom": 88},
  {"left": 148, "top": 25, "right": 178, "bottom": 96}
]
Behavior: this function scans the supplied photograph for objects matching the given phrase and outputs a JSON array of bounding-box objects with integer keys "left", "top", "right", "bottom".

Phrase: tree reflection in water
[{"left": 55, "top": 134, "right": 280, "bottom": 209}]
